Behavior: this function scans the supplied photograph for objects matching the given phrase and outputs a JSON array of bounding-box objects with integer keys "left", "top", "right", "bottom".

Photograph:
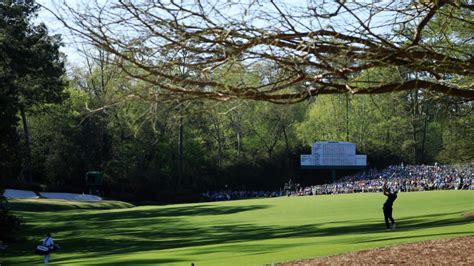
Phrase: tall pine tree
[{"left": 0, "top": 0, "right": 66, "bottom": 183}]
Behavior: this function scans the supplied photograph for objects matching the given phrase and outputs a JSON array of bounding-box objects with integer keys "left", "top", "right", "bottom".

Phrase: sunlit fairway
[{"left": 3, "top": 190, "right": 473, "bottom": 265}]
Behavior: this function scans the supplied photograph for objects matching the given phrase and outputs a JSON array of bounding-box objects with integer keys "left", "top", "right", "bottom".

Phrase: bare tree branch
[
  {"left": 45, "top": 0, "right": 473, "bottom": 103},
  {"left": 411, "top": 0, "right": 447, "bottom": 46}
]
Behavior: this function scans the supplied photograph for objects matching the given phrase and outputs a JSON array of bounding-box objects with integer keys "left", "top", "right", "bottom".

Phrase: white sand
[
  {"left": 39, "top": 192, "right": 102, "bottom": 201},
  {"left": 3, "top": 189, "right": 39, "bottom": 199},
  {"left": 2, "top": 189, "right": 102, "bottom": 201}
]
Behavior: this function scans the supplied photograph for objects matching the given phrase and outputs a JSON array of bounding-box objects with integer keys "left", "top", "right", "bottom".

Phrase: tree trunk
[
  {"left": 236, "top": 130, "right": 241, "bottom": 158},
  {"left": 282, "top": 125, "right": 290, "bottom": 156},
  {"left": 412, "top": 89, "right": 420, "bottom": 163},
  {"left": 345, "top": 94, "right": 350, "bottom": 141},
  {"left": 211, "top": 117, "right": 223, "bottom": 166},
  {"left": 177, "top": 115, "right": 184, "bottom": 188},
  {"left": 20, "top": 108, "right": 32, "bottom": 183},
  {"left": 420, "top": 105, "right": 430, "bottom": 163},
  {"left": 282, "top": 124, "right": 291, "bottom": 176}
]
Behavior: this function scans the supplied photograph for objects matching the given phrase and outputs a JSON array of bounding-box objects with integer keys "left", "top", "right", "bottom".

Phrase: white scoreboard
[{"left": 301, "top": 141, "right": 367, "bottom": 167}]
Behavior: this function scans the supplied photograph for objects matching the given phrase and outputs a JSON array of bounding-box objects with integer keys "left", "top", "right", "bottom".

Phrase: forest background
[{"left": 1, "top": 0, "right": 472, "bottom": 203}]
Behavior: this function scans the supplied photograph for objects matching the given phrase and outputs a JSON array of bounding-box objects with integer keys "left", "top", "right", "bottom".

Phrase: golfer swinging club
[{"left": 382, "top": 179, "right": 397, "bottom": 230}]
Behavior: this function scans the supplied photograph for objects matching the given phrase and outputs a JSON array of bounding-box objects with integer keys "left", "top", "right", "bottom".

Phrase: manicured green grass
[
  {"left": 7, "top": 198, "right": 135, "bottom": 212},
  {"left": 2, "top": 190, "right": 473, "bottom": 265}
]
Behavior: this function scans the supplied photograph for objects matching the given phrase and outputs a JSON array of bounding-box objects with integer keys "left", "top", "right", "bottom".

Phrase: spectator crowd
[
  {"left": 202, "top": 164, "right": 473, "bottom": 201},
  {"left": 303, "top": 164, "right": 473, "bottom": 196},
  {"left": 201, "top": 190, "right": 282, "bottom": 201}
]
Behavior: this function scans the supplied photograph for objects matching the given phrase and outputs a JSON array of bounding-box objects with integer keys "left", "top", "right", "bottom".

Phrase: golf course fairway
[{"left": 2, "top": 190, "right": 473, "bottom": 265}]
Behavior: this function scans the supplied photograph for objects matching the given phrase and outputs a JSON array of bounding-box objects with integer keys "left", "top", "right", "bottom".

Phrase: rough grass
[{"left": 2, "top": 190, "right": 473, "bottom": 265}]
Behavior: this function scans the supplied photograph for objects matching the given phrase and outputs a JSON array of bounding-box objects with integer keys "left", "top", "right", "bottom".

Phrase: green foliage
[
  {"left": 12, "top": 41, "right": 471, "bottom": 200},
  {"left": 295, "top": 84, "right": 471, "bottom": 167},
  {"left": 0, "top": 0, "right": 66, "bottom": 108},
  {"left": 0, "top": 187, "right": 23, "bottom": 243},
  {"left": 27, "top": 88, "right": 87, "bottom": 188},
  {"left": 2, "top": 191, "right": 473, "bottom": 265},
  {"left": 0, "top": 1, "right": 66, "bottom": 114},
  {"left": 0, "top": 0, "right": 66, "bottom": 182},
  {"left": 0, "top": 208, "right": 23, "bottom": 243},
  {"left": 0, "top": 98, "right": 20, "bottom": 180},
  {"left": 296, "top": 95, "right": 347, "bottom": 143},
  {"left": 436, "top": 110, "right": 474, "bottom": 163},
  {"left": 0, "top": 3, "right": 21, "bottom": 180},
  {"left": 296, "top": 93, "right": 411, "bottom": 164},
  {"left": 24, "top": 78, "right": 473, "bottom": 199}
]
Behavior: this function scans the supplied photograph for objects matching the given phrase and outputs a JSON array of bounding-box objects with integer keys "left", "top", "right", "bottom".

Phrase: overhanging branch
[{"left": 49, "top": 0, "right": 473, "bottom": 103}]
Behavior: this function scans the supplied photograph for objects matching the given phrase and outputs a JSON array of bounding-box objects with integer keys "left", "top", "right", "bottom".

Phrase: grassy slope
[
  {"left": 2, "top": 190, "right": 473, "bottom": 265},
  {"left": 7, "top": 198, "right": 134, "bottom": 211}
]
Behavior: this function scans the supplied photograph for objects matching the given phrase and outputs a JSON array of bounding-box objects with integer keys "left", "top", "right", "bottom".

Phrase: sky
[
  {"left": 34, "top": 0, "right": 401, "bottom": 67},
  {"left": 36, "top": 0, "right": 85, "bottom": 66}
]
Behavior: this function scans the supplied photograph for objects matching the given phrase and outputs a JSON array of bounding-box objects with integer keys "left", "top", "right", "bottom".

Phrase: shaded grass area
[{"left": 1, "top": 190, "right": 473, "bottom": 265}]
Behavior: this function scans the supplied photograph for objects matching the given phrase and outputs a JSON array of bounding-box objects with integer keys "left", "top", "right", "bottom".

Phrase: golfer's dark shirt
[{"left": 384, "top": 192, "right": 397, "bottom": 208}]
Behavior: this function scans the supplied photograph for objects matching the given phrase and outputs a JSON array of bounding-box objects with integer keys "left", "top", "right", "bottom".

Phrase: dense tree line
[
  {"left": 0, "top": 0, "right": 65, "bottom": 243},
  {"left": 0, "top": 0, "right": 65, "bottom": 183},
  {"left": 20, "top": 79, "right": 473, "bottom": 202},
  {"left": 1, "top": 1, "right": 472, "bottom": 204}
]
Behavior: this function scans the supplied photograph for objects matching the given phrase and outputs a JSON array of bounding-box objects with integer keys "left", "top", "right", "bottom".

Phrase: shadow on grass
[
  {"left": 3, "top": 204, "right": 472, "bottom": 265},
  {"left": 24, "top": 203, "right": 270, "bottom": 223},
  {"left": 70, "top": 213, "right": 474, "bottom": 263}
]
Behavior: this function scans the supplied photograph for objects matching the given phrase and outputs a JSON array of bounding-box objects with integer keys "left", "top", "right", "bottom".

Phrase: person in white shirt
[{"left": 42, "top": 233, "right": 54, "bottom": 264}]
